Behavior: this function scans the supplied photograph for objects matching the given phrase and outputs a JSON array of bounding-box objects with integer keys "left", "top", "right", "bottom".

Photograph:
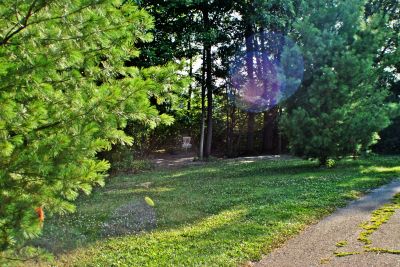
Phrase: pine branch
[
  {"left": 0, "top": 0, "right": 103, "bottom": 46},
  {"left": 0, "top": 0, "right": 40, "bottom": 46}
]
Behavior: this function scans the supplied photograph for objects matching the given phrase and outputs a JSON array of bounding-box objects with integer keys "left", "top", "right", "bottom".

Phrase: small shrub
[
  {"left": 326, "top": 159, "right": 336, "bottom": 168},
  {"left": 101, "top": 146, "right": 154, "bottom": 174},
  {"left": 113, "top": 158, "right": 153, "bottom": 174}
]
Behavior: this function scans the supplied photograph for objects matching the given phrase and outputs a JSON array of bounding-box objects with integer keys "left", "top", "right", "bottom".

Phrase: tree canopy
[{"left": 0, "top": 0, "right": 187, "bottom": 252}]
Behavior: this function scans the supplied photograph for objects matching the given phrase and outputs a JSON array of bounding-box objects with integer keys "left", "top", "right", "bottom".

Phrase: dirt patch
[{"left": 150, "top": 153, "right": 295, "bottom": 169}]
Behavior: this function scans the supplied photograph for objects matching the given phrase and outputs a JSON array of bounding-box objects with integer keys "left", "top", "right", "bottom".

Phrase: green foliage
[
  {"left": 31, "top": 156, "right": 400, "bottom": 266},
  {"left": 367, "top": 0, "right": 400, "bottom": 154},
  {"left": 0, "top": 0, "right": 187, "bottom": 253},
  {"left": 374, "top": 117, "right": 400, "bottom": 153},
  {"left": 281, "top": 0, "right": 393, "bottom": 164},
  {"left": 326, "top": 159, "right": 336, "bottom": 168},
  {"left": 100, "top": 145, "right": 154, "bottom": 174}
]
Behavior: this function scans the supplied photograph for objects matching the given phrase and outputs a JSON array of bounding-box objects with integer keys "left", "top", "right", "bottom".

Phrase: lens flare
[{"left": 229, "top": 32, "right": 304, "bottom": 112}]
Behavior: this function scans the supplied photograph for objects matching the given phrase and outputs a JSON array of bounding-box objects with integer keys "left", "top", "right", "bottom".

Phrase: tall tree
[
  {"left": 202, "top": 4, "right": 214, "bottom": 157},
  {"left": 0, "top": 0, "right": 186, "bottom": 252},
  {"left": 138, "top": 0, "right": 237, "bottom": 158},
  {"left": 281, "top": 0, "right": 394, "bottom": 164},
  {"left": 366, "top": 0, "right": 400, "bottom": 153},
  {"left": 244, "top": 15, "right": 257, "bottom": 153}
]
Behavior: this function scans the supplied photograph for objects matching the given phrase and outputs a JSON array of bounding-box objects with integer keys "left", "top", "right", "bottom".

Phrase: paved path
[{"left": 254, "top": 179, "right": 400, "bottom": 267}]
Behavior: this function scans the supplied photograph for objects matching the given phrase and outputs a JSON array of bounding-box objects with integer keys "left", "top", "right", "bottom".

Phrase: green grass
[{"left": 32, "top": 156, "right": 400, "bottom": 266}]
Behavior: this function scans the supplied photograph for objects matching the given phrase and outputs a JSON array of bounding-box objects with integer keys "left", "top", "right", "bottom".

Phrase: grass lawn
[{"left": 32, "top": 156, "right": 400, "bottom": 266}]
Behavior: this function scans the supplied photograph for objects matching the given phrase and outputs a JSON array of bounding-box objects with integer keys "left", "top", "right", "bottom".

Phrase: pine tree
[
  {"left": 281, "top": 0, "right": 394, "bottom": 165},
  {"left": 0, "top": 0, "right": 186, "bottom": 252},
  {"left": 366, "top": 0, "right": 400, "bottom": 153}
]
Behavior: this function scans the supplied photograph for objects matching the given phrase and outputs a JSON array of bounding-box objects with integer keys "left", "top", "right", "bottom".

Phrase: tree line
[{"left": 134, "top": 0, "right": 399, "bottom": 163}]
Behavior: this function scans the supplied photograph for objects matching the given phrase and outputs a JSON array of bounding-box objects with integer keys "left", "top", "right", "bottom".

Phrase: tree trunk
[
  {"left": 245, "top": 24, "right": 256, "bottom": 154},
  {"left": 277, "top": 107, "right": 282, "bottom": 154},
  {"left": 205, "top": 45, "right": 213, "bottom": 157},
  {"left": 187, "top": 56, "right": 193, "bottom": 110},
  {"left": 262, "top": 109, "right": 274, "bottom": 153},
  {"left": 199, "top": 48, "right": 206, "bottom": 160},
  {"left": 259, "top": 28, "right": 272, "bottom": 154},
  {"left": 225, "top": 84, "right": 230, "bottom": 156},
  {"left": 228, "top": 108, "right": 236, "bottom": 157},
  {"left": 247, "top": 113, "right": 255, "bottom": 153},
  {"left": 203, "top": 7, "right": 213, "bottom": 158}
]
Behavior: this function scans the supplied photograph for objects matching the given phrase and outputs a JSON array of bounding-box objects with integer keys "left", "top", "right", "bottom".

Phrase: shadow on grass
[
  {"left": 55, "top": 207, "right": 306, "bottom": 266},
  {"left": 32, "top": 156, "right": 400, "bottom": 265}
]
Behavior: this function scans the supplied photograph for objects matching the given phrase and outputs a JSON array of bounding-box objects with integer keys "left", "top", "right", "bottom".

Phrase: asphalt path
[{"left": 254, "top": 179, "right": 400, "bottom": 267}]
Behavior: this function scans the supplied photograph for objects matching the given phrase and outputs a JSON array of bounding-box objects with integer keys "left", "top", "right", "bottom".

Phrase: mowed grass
[{"left": 33, "top": 156, "right": 400, "bottom": 266}]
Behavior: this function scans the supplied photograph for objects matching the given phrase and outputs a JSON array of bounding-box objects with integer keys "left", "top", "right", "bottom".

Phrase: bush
[
  {"left": 103, "top": 146, "right": 154, "bottom": 174},
  {"left": 326, "top": 159, "right": 336, "bottom": 168}
]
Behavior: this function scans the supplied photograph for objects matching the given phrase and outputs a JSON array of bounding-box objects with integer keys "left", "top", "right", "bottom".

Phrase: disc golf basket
[{"left": 182, "top": 136, "right": 192, "bottom": 153}]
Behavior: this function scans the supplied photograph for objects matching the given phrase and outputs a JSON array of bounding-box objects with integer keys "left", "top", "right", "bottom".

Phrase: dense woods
[{"left": 135, "top": 0, "right": 399, "bottom": 160}]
